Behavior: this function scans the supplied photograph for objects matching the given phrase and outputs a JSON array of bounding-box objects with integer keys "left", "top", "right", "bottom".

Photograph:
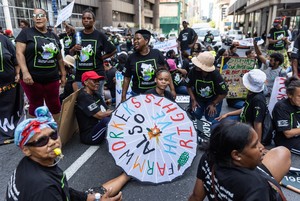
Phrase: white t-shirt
[{"left": 263, "top": 60, "right": 286, "bottom": 94}]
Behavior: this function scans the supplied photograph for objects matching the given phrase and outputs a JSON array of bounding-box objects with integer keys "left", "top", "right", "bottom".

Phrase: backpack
[{"left": 262, "top": 109, "right": 275, "bottom": 145}]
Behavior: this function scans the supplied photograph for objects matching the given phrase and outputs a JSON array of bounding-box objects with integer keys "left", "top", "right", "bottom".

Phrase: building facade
[
  {"left": 228, "top": 0, "right": 300, "bottom": 37},
  {"left": 159, "top": 0, "right": 188, "bottom": 35},
  {"left": 0, "top": 0, "right": 160, "bottom": 34}
]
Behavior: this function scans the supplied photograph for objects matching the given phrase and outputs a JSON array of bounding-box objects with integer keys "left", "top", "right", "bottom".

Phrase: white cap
[{"left": 242, "top": 69, "right": 266, "bottom": 93}]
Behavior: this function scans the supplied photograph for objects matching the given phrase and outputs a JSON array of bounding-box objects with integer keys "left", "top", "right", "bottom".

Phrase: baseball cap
[
  {"left": 182, "top": 19, "right": 189, "bottom": 24},
  {"left": 273, "top": 18, "right": 282, "bottom": 26},
  {"left": 81, "top": 71, "right": 104, "bottom": 83}
]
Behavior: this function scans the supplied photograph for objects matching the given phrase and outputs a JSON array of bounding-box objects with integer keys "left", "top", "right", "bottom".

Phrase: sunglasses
[
  {"left": 33, "top": 13, "right": 46, "bottom": 19},
  {"left": 25, "top": 131, "right": 58, "bottom": 147}
]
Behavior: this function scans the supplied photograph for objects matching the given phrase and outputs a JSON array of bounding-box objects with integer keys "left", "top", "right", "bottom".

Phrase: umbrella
[{"left": 107, "top": 94, "right": 197, "bottom": 184}]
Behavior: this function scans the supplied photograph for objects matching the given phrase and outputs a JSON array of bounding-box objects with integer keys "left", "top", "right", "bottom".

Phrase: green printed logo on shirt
[
  {"left": 76, "top": 39, "right": 97, "bottom": 70},
  {"left": 34, "top": 36, "right": 59, "bottom": 68}
]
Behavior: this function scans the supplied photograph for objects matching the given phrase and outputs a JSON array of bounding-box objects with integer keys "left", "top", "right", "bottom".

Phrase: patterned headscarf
[{"left": 14, "top": 106, "right": 57, "bottom": 148}]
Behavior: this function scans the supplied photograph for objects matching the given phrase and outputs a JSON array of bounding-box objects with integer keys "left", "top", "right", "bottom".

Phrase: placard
[
  {"left": 221, "top": 57, "right": 255, "bottom": 99},
  {"left": 153, "top": 39, "right": 178, "bottom": 54},
  {"left": 115, "top": 71, "right": 132, "bottom": 106},
  {"left": 55, "top": 1, "right": 75, "bottom": 27},
  {"left": 268, "top": 77, "right": 287, "bottom": 114}
]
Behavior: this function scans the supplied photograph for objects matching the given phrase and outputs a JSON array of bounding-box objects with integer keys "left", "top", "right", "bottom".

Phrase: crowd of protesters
[{"left": 2, "top": 7, "right": 300, "bottom": 200}]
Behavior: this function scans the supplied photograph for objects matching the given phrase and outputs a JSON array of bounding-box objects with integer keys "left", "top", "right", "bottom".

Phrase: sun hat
[
  {"left": 167, "top": 59, "right": 177, "bottom": 71},
  {"left": 191, "top": 51, "right": 215, "bottom": 72},
  {"left": 242, "top": 69, "right": 266, "bottom": 93},
  {"left": 81, "top": 71, "right": 104, "bottom": 84},
  {"left": 63, "top": 55, "right": 75, "bottom": 68},
  {"left": 14, "top": 106, "right": 57, "bottom": 148}
]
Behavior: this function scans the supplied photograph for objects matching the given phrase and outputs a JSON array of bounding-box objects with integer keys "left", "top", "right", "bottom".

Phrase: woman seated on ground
[
  {"left": 7, "top": 106, "right": 129, "bottom": 201},
  {"left": 145, "top": 68, "right": 174, "bottom": 101},
  {"left": 273, "top": 77, "right": 300, "bottom": 150},
  {"left": 188, "top": 121, "right": 291, "bottom": 201},
  {"left": 216, "top": 69, "right": 268, "bottom": 143},
  {"left": 75, "top": 71, "right": 112, "bottom": 145}
]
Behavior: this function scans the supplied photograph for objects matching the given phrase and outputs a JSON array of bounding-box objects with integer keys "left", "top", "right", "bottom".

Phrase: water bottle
[
  {"left": 94, "top": 193, "right": 101, "bottom": 201},
  {"left": 75, "top": 32, "right": 82, "bottom": 45}
]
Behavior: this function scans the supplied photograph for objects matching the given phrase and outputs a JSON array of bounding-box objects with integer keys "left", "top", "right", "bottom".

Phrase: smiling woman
[{"left": 15, "top": 8, "right": 66, "bottom": 123}]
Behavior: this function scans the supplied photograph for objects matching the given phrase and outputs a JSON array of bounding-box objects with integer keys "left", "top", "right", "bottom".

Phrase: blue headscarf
[{"left": 14, "top": 106, "right": 57, "bottom": 148}]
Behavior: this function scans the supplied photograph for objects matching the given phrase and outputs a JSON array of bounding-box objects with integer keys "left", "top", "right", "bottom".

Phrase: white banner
[
  {"left": 153, "top": 39, "right": 178, "bottom": 54},
  {"left": 55, "top": 1, "right": 75, "bottom": 27},
  {"left": 115, "top": 72, "right": 132, "bottom": 106},
  {"left": 268, "top": 77, "right": 287, "bottom": 115}
]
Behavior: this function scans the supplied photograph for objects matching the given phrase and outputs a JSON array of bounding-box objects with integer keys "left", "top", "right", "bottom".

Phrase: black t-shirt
[
  {"left": 267, "top": 27, "right": 288, "bottom": 50},
  {"left": 105, "top": 67, "right": 117, "bottom": 97},
  {"left": 75, "top": 89, "right": 108, "bottom": 140},
  {"left": 6, "top": 157, "right": 70, "bottom": 201},
  {"left": 178, "top": 28, "right": 197, "bottom": 51},
  {"left": 197, "top": 153, "right": 283, "bottom": 201},
  {"left": 59, "top": 32, "right": 74, "bottom": 55},
  {"left": 204, "top": 33, "right": 214, "bottom": 43},
  {"left": 291, "top": 34, "right": 300, "bottom": 71},
  {"left": 272, "top": 98, "right": 300, "bottom": 149},
  {"left": 15, "top": 27, "right": 61, "bottom": 83},
  {"left": 0, "top": 35, "right": 17, "bottom": 86},
  {"left": 240, "top": 92, "right": 267, "bottom": 126},
  {"left": 145, "top": 88, "right": 175, "bottom": 101},
  {"left": 186, "top": 68, "right": 228, "bottom": 102},
  {"left": 124, "top": 49, "right": 165, "bottom": 94},
  {"left": 60, "top": 74, "right": 75, "bottom": 100},
  {"left": 171, "top": 70, "right": 187, "bottom": 88},
  {"left": 70, "top": 29, "right": 116, "bottom": 81}
]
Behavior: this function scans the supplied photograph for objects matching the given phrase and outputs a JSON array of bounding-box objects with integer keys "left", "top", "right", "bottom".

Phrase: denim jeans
[
  {"left": 190, "top": 100, "right": 223, "bottom": 122},
  {"left": 175, "top": 86, "right": 189, "bottom": 95}
]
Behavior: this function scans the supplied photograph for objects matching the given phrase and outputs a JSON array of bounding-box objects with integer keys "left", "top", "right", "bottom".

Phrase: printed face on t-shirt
[{"left": 34, "top": 36, "right": 59, "bottom": 68}]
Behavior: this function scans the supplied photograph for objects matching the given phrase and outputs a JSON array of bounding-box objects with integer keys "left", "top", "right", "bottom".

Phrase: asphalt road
[{"left": 1, "top": 47, "right": 300, "bottom": 201}]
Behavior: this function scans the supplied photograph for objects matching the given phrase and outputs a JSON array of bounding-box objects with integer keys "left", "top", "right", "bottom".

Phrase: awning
[{"left": 227, "top": 0, "right": 247, "bottom": 15}]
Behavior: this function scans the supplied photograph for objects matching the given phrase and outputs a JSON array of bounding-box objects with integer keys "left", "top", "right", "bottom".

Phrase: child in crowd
[{"left": 145, "top": 68, "right": 174, "bottom": 101}]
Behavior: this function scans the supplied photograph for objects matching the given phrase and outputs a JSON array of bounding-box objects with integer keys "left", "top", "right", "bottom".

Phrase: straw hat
[
  {"left": 242, "top": 69, "right": 266, "bottom": 93},
  {"left": 63, "top": 55, "right": 75, "bottom": 68},
  {"left": 191, "top": 51, "right": 215, "bottom": 72}
]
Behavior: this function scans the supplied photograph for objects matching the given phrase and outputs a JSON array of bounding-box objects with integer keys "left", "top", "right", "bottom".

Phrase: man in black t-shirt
[
  {"left": 204, "top": 30, "right": 214, "bottom": 44},
  {"left": 291, "top": 33, "right": 300, "bottom": 78},
  {"left": 177, "top": 20, "right": 198, "bottom": 55},
  {"left": 267, "top": 18, "right": 290, "bottom": 68}
]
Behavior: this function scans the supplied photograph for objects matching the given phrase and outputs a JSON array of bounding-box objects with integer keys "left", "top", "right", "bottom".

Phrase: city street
[{"left": 1, "top": 47, "right": 300, "bottom": 201}]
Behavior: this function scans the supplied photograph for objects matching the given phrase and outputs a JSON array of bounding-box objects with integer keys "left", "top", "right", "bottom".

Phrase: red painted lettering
[{"left": 112, "top": 141, "right": 126, "bottom": 151}]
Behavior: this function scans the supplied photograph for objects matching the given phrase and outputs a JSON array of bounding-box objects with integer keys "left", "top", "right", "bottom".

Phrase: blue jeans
[
  {"left": 211, "top": 115, "right": 240, "bottom": 130},
  {"left": 190, "top": 100, "right": 223, "bottom": 122},
  {"left": 175, "top": 86, "right": 189, "bottom": 95}
]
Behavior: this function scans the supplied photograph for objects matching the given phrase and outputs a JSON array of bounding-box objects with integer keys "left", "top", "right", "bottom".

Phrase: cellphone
[{"left": 254, "top": 37, "right": 261, "bottom": 42}]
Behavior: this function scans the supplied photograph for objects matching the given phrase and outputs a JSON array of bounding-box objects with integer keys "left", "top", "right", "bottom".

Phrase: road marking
[{"left": 64, "top": 146, "right": 99, "bottom": 180}]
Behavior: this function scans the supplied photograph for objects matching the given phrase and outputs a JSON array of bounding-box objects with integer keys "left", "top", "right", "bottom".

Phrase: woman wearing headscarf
[
  {"left": 6, "top": 106, "right": 129, "bottom": 201},
  {"left": 16, "top": 8, "right": 66, "bottom": 123}
]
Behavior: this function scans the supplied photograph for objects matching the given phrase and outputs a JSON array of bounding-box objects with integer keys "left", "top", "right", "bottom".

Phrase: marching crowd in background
[{"left": 2, "top": 6, "right": 300, "bottom": 201}]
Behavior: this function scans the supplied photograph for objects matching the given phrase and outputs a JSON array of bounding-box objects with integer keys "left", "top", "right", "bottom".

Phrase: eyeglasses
[
  {"left": 33, "top": 13, "right": 46, "bottom": 19},
  {"left": 25, "top": 131, "right": 58, "bottom": 147}
]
